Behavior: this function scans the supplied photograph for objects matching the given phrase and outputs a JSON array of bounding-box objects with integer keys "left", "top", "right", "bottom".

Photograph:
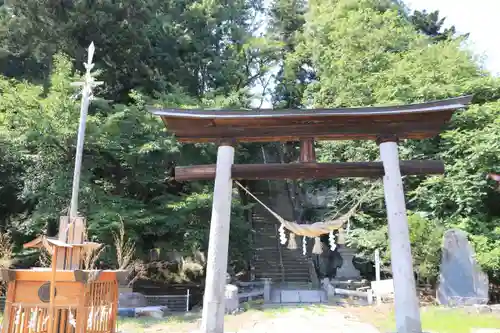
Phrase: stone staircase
[{"left": 251, "top": 185, "right": 312, "bottom": 284}]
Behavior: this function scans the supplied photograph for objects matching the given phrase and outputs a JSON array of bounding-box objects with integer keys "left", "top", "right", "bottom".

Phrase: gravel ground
[
  {"left": 234, "top": 307, "right": 381, "bottom": 333},
  {"left": 118, "top": 305, "right": 382, "bottom": 333}
]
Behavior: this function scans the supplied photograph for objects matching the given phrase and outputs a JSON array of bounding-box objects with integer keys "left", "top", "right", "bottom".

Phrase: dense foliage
[{"left": 0, "top": 0, "right": 498, "bottom": 283}]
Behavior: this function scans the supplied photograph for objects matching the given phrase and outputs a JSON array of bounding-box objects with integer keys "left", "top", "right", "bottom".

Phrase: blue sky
[{"left": 406, "top": 0, "right": 500, "bottom": 75}]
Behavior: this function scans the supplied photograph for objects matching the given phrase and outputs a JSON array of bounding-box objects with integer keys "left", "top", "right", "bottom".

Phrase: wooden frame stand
[
  {"left": 0, "top": 217, "right": 128, "bottom": 333},
  {"left": 1, "top": 268, "right": 126, "bottom": 333}
]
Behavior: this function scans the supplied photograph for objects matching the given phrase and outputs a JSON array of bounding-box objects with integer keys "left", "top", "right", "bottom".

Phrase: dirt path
[
  {"left": 118, "top": 305, "right": 381, "bottom": 333},
  {"left": 235, "top": 306, "right": 381, "bottom": 333}
]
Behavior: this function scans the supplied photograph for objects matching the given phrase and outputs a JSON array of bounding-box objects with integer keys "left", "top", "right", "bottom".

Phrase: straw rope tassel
[
  {"left": 68, "top": 307, "right": 76, "bottom": 328},
  {"left": 312, "top": 237, "right": 322, "bottom": 254},
  {"left": 278, "top": 224, "right": 287, "bottom": 245},
  {"left": 28, "top": 307, "right": 38, "bottom": 330},
  {"left": 15, "top": 306, "right": 21, "bottom": 325},
  {"left": 329, "top": 230, "right": 336, "bottom": 251},
  {"left": 287, "top": 232, "right": 297, "bottom": 249},
  {"left": 88, "top": 306, "right": 94, "bottom": 328}
]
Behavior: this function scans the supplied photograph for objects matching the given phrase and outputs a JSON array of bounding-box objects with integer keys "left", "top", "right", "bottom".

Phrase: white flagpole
[{"left": 69, "top": 42, "right": 103, "bottom": 218}]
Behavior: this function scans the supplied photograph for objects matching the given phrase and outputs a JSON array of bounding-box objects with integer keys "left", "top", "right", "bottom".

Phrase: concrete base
[
  {"left": 119, "top": 287, "right": 133, "bottom": 294},
  {"left": 270, "top": 289, "right": 327, "bottom": 304}
]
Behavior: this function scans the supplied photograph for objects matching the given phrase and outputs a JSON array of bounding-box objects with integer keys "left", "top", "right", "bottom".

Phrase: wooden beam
[
  {"left": 7, "top": 269, "right": 127, "bottom": 282},
  {"left": 174, "top": 160, "right": 444, "bottom": 181},
  {"left": 300, "top": 139, "right": 316, "bottom": 163},
  {"left": 150, "top": 96, "right": 473, "bottom": 143}
]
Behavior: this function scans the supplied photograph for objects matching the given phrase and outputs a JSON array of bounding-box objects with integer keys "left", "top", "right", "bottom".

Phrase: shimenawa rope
[{"left": 235, "top": 180, "right": 375, "bottom": 254}]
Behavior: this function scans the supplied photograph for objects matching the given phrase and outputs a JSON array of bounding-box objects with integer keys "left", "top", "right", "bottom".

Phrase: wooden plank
[
  {"left": 57, "top": 216, "right": 69, "bottom": 270},
  {"left": 170, "top": 119, "right": 448, "bottom": 143},
  {"left": 299, "top": 139, "right": 315, "bottom": 163},
  {"left": 12, "top": 270, "right": 121, "bottom": 282},
  {"left": 69, "top": 217, "right": 85, "bottom": 269},
  {"left": 174, "top": 160, "right": 445, "bottom": 181},
  {"left": 2, "top": 281, "right": 17, "bottom": 333}
]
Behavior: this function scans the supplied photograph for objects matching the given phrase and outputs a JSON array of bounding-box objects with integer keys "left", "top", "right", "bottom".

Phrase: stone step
[
  {"left": 252, "top": 211, "right": 312, "bottom": 283},
  {"left": 253, "top": 260, "right": 310, "bottom": 267},
  {"left": 254, "top": 276, "right": 310, "bottom": 283},
  {"left": 253, "top": 262, "right": 309, "bottom": 270},
  {"left": 255, "top": 270, "right": 310, "bottom": 281},
  {"left": 253, "top": 254, "right": 307, "bottom": 259},
  {"left": 253, "top": 268, "right": 309, "bottom": 276},
  {"left": 253, "top": 262, "right": 309, "bottom": 269},
  {"left": 253, "top": 261, "right": 310, "bottom": 268},
  {"left": 258, "top": 259, "right": 309, "bottom": 264},
  {"left": 252, "top": 231, "right": 276, "bottom": 235},
  {"left": 254, "top": 270, "right": 309, "bottom": 276},
  {"left": 253, "top": 271, "right": 309, "bottom": 278},
  {"left": 253, "top": 256, "right": 310, "bottom": 263}
]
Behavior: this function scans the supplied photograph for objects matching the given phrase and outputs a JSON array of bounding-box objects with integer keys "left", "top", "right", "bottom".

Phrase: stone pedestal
[
  {"left": 224, "top": 284, "right": 239, "bottom": 314},
  {"left": 335, "top": 245, "right": 360, "bottom": 280},
  {"left": 262, "top": 278, "right": 272, "bottom": 303}
]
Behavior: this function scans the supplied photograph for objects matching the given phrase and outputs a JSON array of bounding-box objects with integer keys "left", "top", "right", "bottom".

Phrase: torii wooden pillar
[
  {"left": 201, "top": 141, "right": 235, "bottom": 332},
  {"left": 149, "top": 95, "right": 473, "bottom": 333}
]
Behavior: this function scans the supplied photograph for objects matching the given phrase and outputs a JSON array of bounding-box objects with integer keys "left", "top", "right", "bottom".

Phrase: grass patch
[
  {"left": 419, "top": 307, "right": 500, "bottom": 333},
  {"left": 117, "top": 312, "right": 201, "bottom": 333},
  {"left": 346, "top": 305, "right": 500, "bottom": 333},
  {"left": 116, "top": 306, "right": 296, "bottom": 333}
]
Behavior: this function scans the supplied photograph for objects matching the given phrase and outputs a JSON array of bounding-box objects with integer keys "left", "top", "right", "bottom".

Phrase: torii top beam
[{"left": 149, "top": 95, "right": 473, "bottom": 143}]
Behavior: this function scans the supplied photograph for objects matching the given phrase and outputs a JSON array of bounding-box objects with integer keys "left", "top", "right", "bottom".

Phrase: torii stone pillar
[
  {"left": 379, "top": 138, "right": 422, "bottom": 333},
  {"left": 200, "top": 142, "right": 235, "bottom": 333}
]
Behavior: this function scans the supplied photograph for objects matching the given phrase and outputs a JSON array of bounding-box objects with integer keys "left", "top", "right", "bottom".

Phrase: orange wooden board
[{"left": 14, "top": 281, "right": 84, "bottom": 307}]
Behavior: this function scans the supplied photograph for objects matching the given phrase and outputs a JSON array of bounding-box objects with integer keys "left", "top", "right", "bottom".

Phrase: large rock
[
  {"left": 436, "top": 229, "right": 489, "bottom": 306},
  {"left": 118, "top": 292, "right": 148, "bottom": 308}
]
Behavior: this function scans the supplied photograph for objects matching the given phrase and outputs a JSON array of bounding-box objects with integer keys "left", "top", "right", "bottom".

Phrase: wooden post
[
  {"left": 2, "top": 281, "right": 17, "bottom": 333},
  {"left": 48, "top": 248, "right": 59, "bottom": 333},
  {"left": 374, "top": 249, "right": 381, "bottom": 305},
  {"left": 379, "top": 139, "right": 422, "bottom": 333},
  {"left": 299, "top": 139, "right": 316, "bottom": 163},
  {"left": 69, "top": 42, "right": 102, "bottom": 218},
  {"left": 200, "top": 143, "right": 235, "bottom": 333}
]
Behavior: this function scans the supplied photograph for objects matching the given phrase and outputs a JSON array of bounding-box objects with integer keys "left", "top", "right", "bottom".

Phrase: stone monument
[{"left": 437, "top": 229, "right": 489, "bottom": 306}]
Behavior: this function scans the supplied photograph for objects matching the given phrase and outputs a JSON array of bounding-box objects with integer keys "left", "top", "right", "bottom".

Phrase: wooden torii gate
[{"left": 149, "top": 95, "right": 472, "bottom": 333}]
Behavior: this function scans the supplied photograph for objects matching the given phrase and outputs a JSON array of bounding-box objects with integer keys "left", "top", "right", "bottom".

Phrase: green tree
[
  {"left": 409, "top": 10, "right": 464, "bottom": 42},
  {"left": 0, "top": 54, "right": 252, "bottom": 273},
  {"left": 0, "top": 0, "right": 267, "bottom": 103}
]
